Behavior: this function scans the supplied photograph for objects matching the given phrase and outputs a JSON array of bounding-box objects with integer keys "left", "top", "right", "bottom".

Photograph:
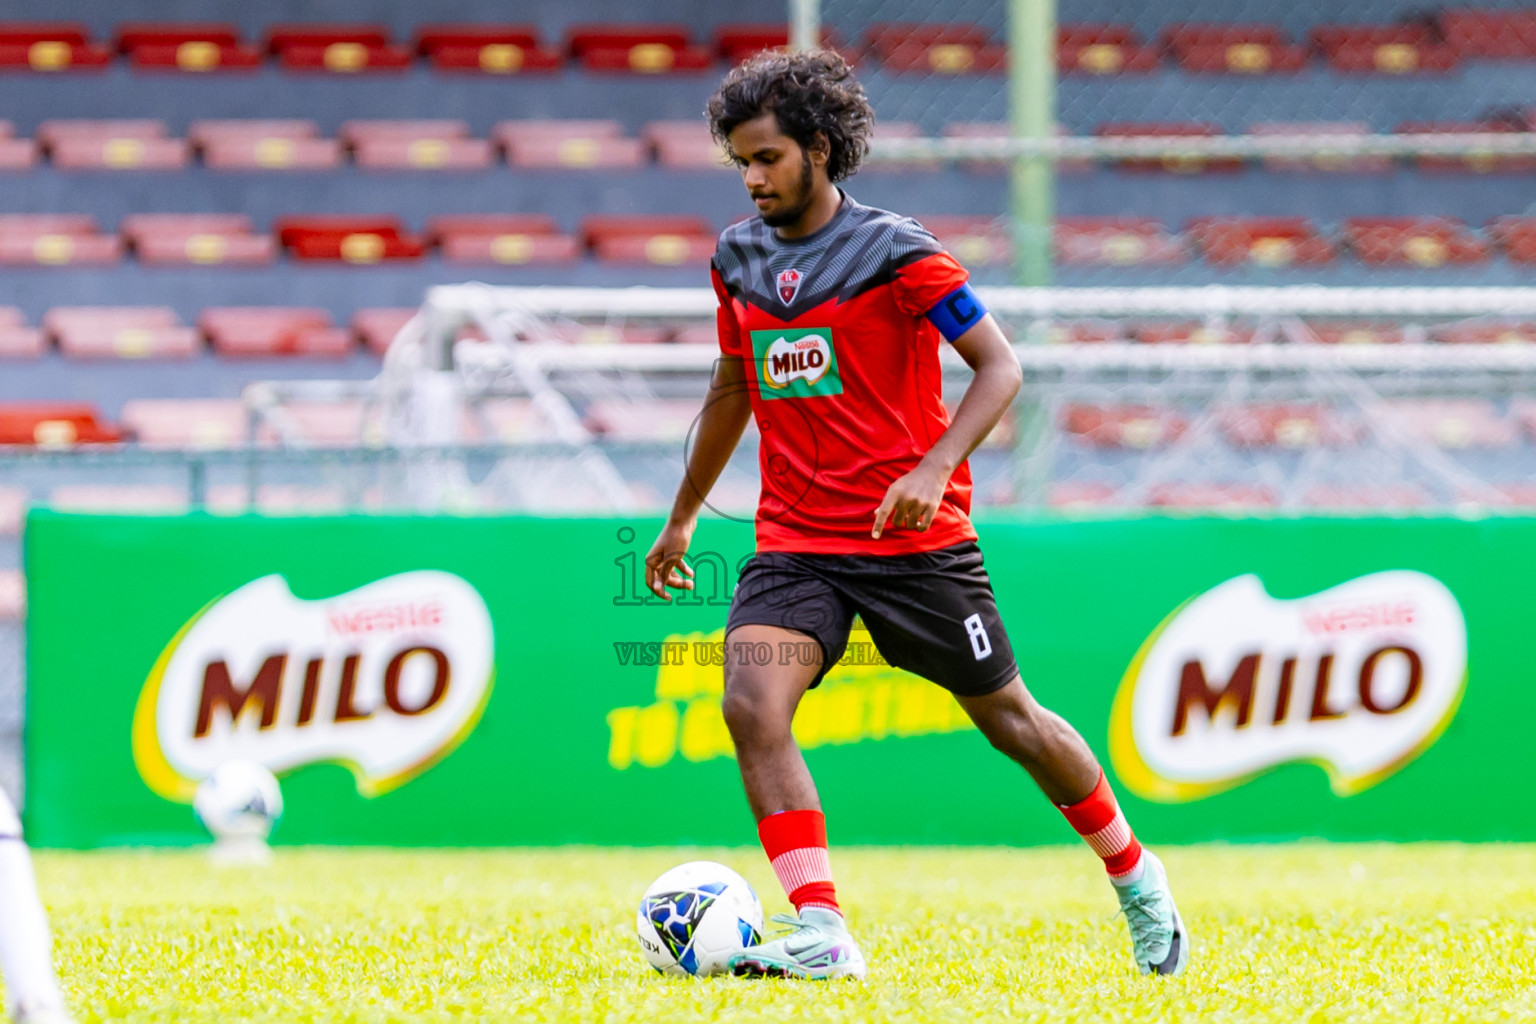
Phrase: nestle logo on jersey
[{"left": 749, "top": 328, "right": 843, "bottom": 400}]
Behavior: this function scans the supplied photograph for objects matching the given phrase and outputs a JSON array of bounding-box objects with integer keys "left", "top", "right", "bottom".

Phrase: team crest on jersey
[{"left": 776, "top": 268, "right": 803, "bottom": 305}]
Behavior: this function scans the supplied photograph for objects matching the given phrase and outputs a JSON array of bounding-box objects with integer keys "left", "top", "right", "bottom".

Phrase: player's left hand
[{"left": 872, "top": 462, "right": 950, "bottom": 539}]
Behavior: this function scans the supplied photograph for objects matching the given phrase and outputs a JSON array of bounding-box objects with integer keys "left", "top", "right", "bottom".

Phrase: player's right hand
[{"left": 644, "top": 520, "right": 697, "bottom": 601}]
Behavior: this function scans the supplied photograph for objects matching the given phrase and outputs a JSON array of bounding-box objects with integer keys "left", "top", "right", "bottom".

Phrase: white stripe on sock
[
  {"left": 1084, "top": 812, "right": 1132, "bottom": 859},
  {"left": 770, "top": 846, "right": 833, "bottom": 895}
]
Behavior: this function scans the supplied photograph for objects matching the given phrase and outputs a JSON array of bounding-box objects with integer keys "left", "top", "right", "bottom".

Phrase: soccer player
[{"left": 644, "top": 50, "right": 1188, "bottom": 980}]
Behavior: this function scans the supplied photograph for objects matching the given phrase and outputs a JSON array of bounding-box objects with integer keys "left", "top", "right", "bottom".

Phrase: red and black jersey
[{"left": 711, "top": 192, "right": 980, "bottom": 555}]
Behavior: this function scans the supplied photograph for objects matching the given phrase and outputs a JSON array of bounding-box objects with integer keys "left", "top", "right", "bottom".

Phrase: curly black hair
[{"left": 705, "top": 49, "right": 875, "bottom": 183}]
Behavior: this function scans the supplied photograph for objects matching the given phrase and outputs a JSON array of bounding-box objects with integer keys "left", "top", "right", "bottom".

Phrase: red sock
[
  {"left": 758, "top": 809, "right": 840, "bottom": 914},
  {"left": 1058, "top": 771, "right": 1144, "bottom": 880}
]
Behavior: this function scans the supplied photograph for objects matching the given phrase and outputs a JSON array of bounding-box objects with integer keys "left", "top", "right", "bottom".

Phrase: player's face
[{"left": 727, "top": 113, "right": 824, "bottom": 229}]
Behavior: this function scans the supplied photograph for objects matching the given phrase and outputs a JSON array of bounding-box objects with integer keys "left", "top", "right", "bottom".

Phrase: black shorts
[{"left": 724, "top": 541, "right": 1019, "bottom": 697}]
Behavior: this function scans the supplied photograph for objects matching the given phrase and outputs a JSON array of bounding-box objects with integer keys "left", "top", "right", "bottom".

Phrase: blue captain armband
[{"left": 924, "top": 283, "right": 988, "bottom": 341}]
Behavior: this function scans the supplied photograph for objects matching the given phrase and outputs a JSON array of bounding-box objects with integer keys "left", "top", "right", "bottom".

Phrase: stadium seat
[
  {"left": 1218, "top": 403, "right": 1356, "bottom": 447},
  {"left": 1303, "top": 321, "right": 1410, "bottom": 345},
  {"left": 1131, "top": 322, "right": 1256, "bottom": 345},
  {"left": 1395, "top": 120, "right": 1536, "bottom": 173},
  {"left": 44, "top": 307, "right": 199, "bottom": 359},
  {"left": 352, "top": 307, "right": 416, "bottom": 355},
  {"left": 1055, "top": 218, "right": 1187, "bottom": 266},
  {"left": 116, "top": 23, "right": 262, "bottom": 72},
  {"left": 0, "top": 307, "right": 43, "bottom": 358},
  {"left": 1060, "top": 404, "right": 1187, "bottom": 448},
  {"left": 1343, "top": 217, "right": 1489, "bottom": 266},
  {"left": 0, "top": 402, "right": 120, "bottom": 445},
  {"left": 919, "top": 215, "right": 1011, "bottom": 267},
  {"left": 341, "top": 119, "right": 492, "bottom": 170},
  {"left": 0, "top": 569, "right": 20, "bottom": 621},
  {"left": 206, "top": 485, "right": 349, "bottom": 514},
  {"left": 199, "top": 307, "right": 353, "bottom": 358},
  {"left": 48, "top": 484, "right": 186, "bottom": 512},
  {"left": 865, "top": 23, "right": 1005, "bottom": 75},
  {"left": 1095, "top": 122, "right": 1243, "bottom": 174},
  {"left": 1046, "top": 481, "right": 1121, "bottom": 508},
  {"left": 1161, "top": 24, "right": 1308, "bottom": 74},
  {"left": 0, "top": 122, "right": 36, "bottom": 170},
  {"left": 1310, "top": 24, "right": 1458, "bottom": 74},
  {"left": 1147, "top": 483, "right": 1279, "bottom": 509},
  {"left": 1046, "top": 320, "right": 1126, "bottom": 344},
  {"left": 0, "top": 215, "right": 120, "bottom": 266},
  {"left": 120, "top": 398, "right": 249, "bottom": 448},
  {"left": 673, "top": 323, "right": 721, "bottom": 346},
  {"left": 1187, "top": 217, "right": 1336, "bottom": 267},
  {"left": 1487, "top": 216, "right": 1536, "bottom": 263},
  {"left": 429, "top": 214, "right": 580, "bottom": 266},
  {"left": 38, "top": 118, "right": 188, "bottom": 170},
  {"left": 1057, "top": 25, "right": 1161, "bottom": 75},
  {"left": 413, "top": 24, "right": 563, "bottom": 73},
  {"left": 0, "top": 23, "right": 110, "bottom": 71},
  {"left": 274, "top": 215, "right": 425, "bottom": 263},
  {"left": 266, "top": 24, "right": 411, "bottom": 73},
  {"left": 1376, "top": 399, "right": 1516, "bottom": 448},
  {"left": 644, "top": 121, "right": 728, "bottom": 170},
  {"left": 0, "top": 486, "right": 25, "bottom": 536},
  {"left": 581, "top": 215, "right": 715, "bottom": 265},
  {"left": 1303, "top": 484, "right": 1434, "bottom": 508},
  {"left": 1433, "top": 320, "right": 1536, "bottom": 344},
  {"left": 585, "top": 398, "right": 704, "bottom": 441},
  {"left": 1440, "top": 8, "right": 1536, "bottom": 59},
  {"left": 191, "top": 119, "right": 342, "bottom": 171},
  {"left": 713, "top": 24, "right": 842, "bottom": 64},
  {"left": 1247, "top": 121, "right": 1392, "bottom": 174},
  {"left": 566, "top": 25, "right": 712, "bottom": 73},
  {"left": 546, "top": 324, "right": 675, "bottom": 345},
  {"left": 254, "top": 400, "right": 371, "bottom": 446},
  {"left": 122, "top": 213, "right": 275, "bottom": 266},
  {"left": 496, "top": 120, "right": 645, "bottom": 169}
]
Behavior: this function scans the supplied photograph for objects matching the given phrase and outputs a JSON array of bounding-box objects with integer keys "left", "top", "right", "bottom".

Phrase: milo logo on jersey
[
  {"left": 132, "top": 571, "right": 495, "bottom": 803},
  {"left": 1109, "top": 570, "right": 1466, "bottom": 803},
  {"left": 750, "top": 328, "right": 843, "bottom": 400}
]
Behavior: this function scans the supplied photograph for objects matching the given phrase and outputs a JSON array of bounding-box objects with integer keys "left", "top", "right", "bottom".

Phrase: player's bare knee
[
  {"left": 720, "top": 675, "right": 791, "bottom": 747},
  {"left": 982, "top": 702, "right": 1053, "bottom": 767}
]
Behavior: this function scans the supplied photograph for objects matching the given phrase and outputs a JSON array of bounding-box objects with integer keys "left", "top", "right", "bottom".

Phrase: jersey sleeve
[
  {"left": 889, "top": 219, "right": 971, "bottom": 317},
  {"left": 710, "top": 262, "right": 743, "bottom": 357}
]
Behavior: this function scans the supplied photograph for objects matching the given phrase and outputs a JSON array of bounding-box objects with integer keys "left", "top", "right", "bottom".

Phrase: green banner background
[{"left": 24, "top": 511, "right": 1536, "bottom": 848}]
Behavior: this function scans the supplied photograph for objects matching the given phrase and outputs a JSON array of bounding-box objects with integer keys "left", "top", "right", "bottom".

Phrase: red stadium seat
[
  {"left": 1047, "top": 481, "right": 1122, "bottom": 508},
  {"left": 1147, "top": 483, "right": 1279, "bottom": 509},
  {"left": 585, "top": 399, "right": 706, "bottom": 441},
  {"left": 266, "top": 25, "right": 409, "bottom": 73},
  {"left": 1131, "top": 322, "right": 1256, "bottom": 345},
  {"left": 1161, "top": 23, "right": 1308, "bottom": 74},
  {"left": 352, "top": 307, "right": 417, "bottom": 355},
  {"left": 430, "top": 215, "right": 580, "bottom": 266},
  {"left": 1095, "top": 122, "right": 1243, "bottom": 173},
  {"left": 122, "top": 213, "right": 275, "bottom": 266},
  {"left": 1060, "top": 404, "right": 1187, "bottom": 448},
  {"left": 1343, "top": 217, "right": 1488, "bottom": 266},
  {"left": 192, "top": 120, "right": 341, "bottom": 171},
  {"left": 0, "top": 402, "right": 120, "bottom": 445},
  {"left": 38, "top": 119, "right": 187, "bottom": 170},
  {"left": 254, "top": 400, "right": 370, "bottom": 446},
  {"left": 1433, "top": 320, "right": 1536, "bottom": 345},
  {"left": 1055, "top": 218, "right": 1187, "bottom": 266},
  {"left": 918, "top": 215, "right": 1011, "bottom": 267},
  {"left": 341, "top": 120, "right": 492, "bottom": 171},
  {"left": 644, "top": 121, "right": 728, "bottom": 170},
  {"left": 566, "top": 25, "right": 712, "bottom": 73},
  {"left": 0, "top": 305, "right": 42, "bottom": 359},
  {"left": 582, "top": 215, "right": 715, "bottom": 266},
  {"left": 1440, "top": 9, "right": 1536, "bottom": 59},
  {"left": 1186, "top": 217, "right": 1336, "bottom": 267},
  {"left": 45, "top": 307, "right": 199, "bottom": 359},
  {"left": 866, "top": 23, "right": 1004, "bottom": 74},
  {"left": 0, "top": 23, "right": 110, "bottom": 72},
  {"left": 496, "top": 120, "right": 645, "bottom": 169},
  {"left": 1310, "top": 24, "right": 1458, "bottom": 74},
  {"left": 1395, "top": 120, "right": 1536, "bottom": 173},
  {"left": 116, "top": 23, "right": 261, "bottom": 72},
  {"left": 1487, "top": 216, "right": 1536, "bottom": 263},
  {"left": 1376, "top": 399, "right": 1516, "bottom": 448},
  {"left": 1217, "top": 403, "right": 1357, "bottom": 448},
  {"left": 1057, "top": 25, "right": 1161, "bottom": 75},
  {"left": 1303, "top": 484, "right": 1434, "bottom": 509},
  {"left": 0, "top": 215, "right": 120, "bottom": 266},
  {"left": 414, "top": 24, "right": 563, "bottom": 73},
  {"left": 1303, "top": 321, "right": 1410, "bottom": 345},
  {"left": 274, "top": 215, "right": 425, "bottom": 263},
  {"left": 199, "top": 307, "right": 353, "bottom": 358},
  {"left": 120, "top": 398, "right": 249, "bottom": 448},
  {"left": 0, "top": 123, "right": 36, "bottom": 170},
  {"left": 712, "top": 24, "right": 840, "bottom": 64},
  {"left": 1046, "top": 320, "right": 1126, "bottom": 345},
  {"left": 1247, "top": 121, "right": 1391, "bottom": 174}
]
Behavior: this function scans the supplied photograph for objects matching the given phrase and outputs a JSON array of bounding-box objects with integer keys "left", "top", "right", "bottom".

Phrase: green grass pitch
[{"left": 32, "top": 844, "right": 1536, "bottom": 1023}]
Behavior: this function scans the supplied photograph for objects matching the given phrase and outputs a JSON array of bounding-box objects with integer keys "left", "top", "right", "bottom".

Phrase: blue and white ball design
[{"left": 636, "top": 861, "right": 764, "bottom": 976}]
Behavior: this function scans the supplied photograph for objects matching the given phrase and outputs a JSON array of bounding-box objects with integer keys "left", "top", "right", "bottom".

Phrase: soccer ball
[
  {"left": 636, "top": 861, "right": 764, "bottom": 976},
  {"left": 192, "top": 760, "right": 283, "bottom": 843}
]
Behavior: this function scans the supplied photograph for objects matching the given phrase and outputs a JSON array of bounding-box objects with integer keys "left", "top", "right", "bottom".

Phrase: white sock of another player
[{"left": 0, "top": 790, "right": 67, "bottom": 1020}]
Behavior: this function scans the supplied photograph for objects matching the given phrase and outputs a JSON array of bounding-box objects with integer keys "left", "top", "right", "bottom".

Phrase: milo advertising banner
[{"left": 23, "top": 512, "right": 1536, "bottom": 848}]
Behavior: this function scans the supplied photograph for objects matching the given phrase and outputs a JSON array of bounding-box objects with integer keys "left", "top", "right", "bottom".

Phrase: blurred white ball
[{"left": 192, "top": 760, "right": 283, "bottom": 843}]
